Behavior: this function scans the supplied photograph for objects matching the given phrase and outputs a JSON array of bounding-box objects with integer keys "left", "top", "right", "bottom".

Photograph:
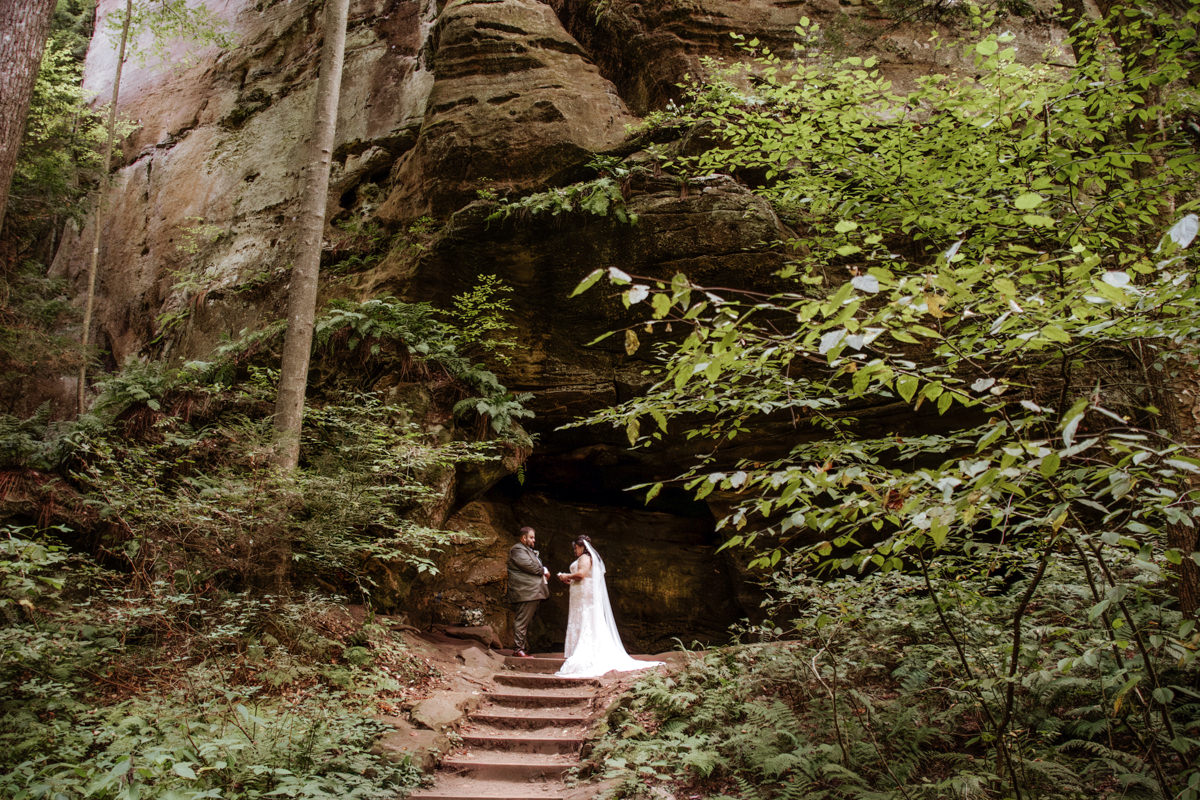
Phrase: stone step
[
  {"left": 440, "top": 752, "right": 575, "bottom": 780},
  {"left": 410, "top": 794, "right": 563, "bottom": 800},
  {"left": 409, "top": 777, "right": 566, "bottom": 800},
  {"left": 469, "top": 709, "right": 589, "bottom": 729},
  {"left": 410, "top": 793, "right": 564, "bottom": 800},
  {"left": 483, "top": 691, "right": 592, "bottom": 709},
  {"left": 460, "top": 732, "right": 584, "bottom": 755},
  {"left": 503, "top": 655, "right": 564, "bottom": 673},
  {"left": 493, "top": 672, "right": 599, "bottom": 690}
]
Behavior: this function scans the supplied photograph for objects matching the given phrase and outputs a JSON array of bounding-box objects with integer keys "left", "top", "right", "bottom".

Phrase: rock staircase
[{"left": 410, "top": 654, "right": 599, "bottom": 800}]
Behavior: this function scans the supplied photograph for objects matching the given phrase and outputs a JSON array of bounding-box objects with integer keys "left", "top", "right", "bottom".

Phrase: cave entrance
[{"left": 486, "top": 444, "right": 757, "bottom": 654}]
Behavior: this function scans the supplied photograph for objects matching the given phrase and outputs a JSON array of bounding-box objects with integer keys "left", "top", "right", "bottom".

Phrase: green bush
[
  {"left": 592, "top": 560, "right": 1198, "bottom": 800},
  {"left": 0, "top": 526, "right": 432, "bottom": 800}
]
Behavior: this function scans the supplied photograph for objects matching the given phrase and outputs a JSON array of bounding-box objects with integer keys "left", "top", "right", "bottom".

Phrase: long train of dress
[{"left": 556, "top": 542, "right": 664, "bottom": 678}]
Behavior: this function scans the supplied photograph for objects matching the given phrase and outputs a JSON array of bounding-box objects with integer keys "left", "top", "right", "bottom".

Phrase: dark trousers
[{"left": 512, "top": 599, "right": 540, "bottom": 652}]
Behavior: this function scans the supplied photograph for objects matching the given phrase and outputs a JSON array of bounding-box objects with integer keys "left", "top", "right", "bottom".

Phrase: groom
[{"left": 506, "top": 526, "right": 549, "bottom": 658}]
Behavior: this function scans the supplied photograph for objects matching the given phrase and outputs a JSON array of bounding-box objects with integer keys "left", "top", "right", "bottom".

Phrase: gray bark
[
  {"left": 78, "top": 0, "right": 132, "bottom": 415},
  {"left": 272, "top": 0, "right": 351, "bottom": 469},
  {"left": 0, "top": 0, "right": 58, "bottom": 234}
]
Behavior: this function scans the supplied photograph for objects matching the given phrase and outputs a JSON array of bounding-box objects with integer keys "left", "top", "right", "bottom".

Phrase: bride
[{"left": 555, "top": 535, "right": 663, "bottom": 678}]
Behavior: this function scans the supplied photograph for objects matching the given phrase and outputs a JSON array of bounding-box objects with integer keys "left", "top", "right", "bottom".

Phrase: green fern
[
  {"left": 729, "top": 774, "right": 767, "bottom": 800},
  {"left": 680, "top": 744, "right": 721, "bottom": 778},
  {"left": 0, "top": 403, "right": 77, "bottom": 470}
]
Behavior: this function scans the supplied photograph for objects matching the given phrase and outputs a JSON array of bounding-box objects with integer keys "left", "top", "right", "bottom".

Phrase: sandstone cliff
[{"left": 49, "top": 0, "right": 1065, "bottom": 649}]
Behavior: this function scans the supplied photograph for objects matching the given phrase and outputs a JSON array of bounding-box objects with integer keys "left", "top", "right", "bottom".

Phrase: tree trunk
[
  {"left": 271, "top": 0, "right": 351, "bottom": 470},
  {"left": 1091, "top": 0, "right": 1200, "bottom": 617},
  {"left": 78, "top": 0, "right": 132, "bottom": 416},
  {"left": 0, "top": 0, "right": 58, "bottom": 236},
  {"left": 1156, "top": 355, "right": 1200, "bottom": 617}
]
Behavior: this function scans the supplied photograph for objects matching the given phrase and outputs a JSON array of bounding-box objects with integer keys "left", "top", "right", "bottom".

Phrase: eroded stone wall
[{"left": 49, "top": 0, "right": 1067, "bottom": 645}]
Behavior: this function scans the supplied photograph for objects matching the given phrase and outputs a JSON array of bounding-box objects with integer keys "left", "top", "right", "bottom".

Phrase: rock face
[
  {"left": 549, "top": 0, "right": 1067, "bottom": 112},
  {"left": 49, "top": 0, "right": 1067, "bottom": 648},
  {"left": 404, "top": 493, "right": 740, "bottom": 654},
  {"left": 380, "top": 0, "right": 635, "bottom": 220}
]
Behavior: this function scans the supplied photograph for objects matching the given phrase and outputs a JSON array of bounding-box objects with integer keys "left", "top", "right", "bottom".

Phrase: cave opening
[{"left": 481, "top": 444, "right": 759, "bottom": 655}]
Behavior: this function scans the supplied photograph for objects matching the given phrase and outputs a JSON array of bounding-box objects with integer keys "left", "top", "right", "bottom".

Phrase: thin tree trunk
[
  {"left": 1091, "top": 0, "right": 1200, "bottom": 616},
  {"left": 1151, "top": 348, "right": 1200, "bottom": 617},
  {"left": 77, "top": 0, "right": 132, "bottom": 415},
  {"left": 271, "top": 0, "right": 350, "bottom": 469},
  {"left": 0, "top": 0, "right": 58, "bottom": 235}
]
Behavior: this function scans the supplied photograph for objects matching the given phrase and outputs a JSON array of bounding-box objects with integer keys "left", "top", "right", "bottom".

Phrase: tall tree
[
  {"left": 572, "top": 15, "right": 1200, "bottom": 793},
  {"left": 0, "top": 0, "right": 58, "bottom": 235},
  {"left": 76, "top": 0, "right": 231, "bottom": 414},
  {"left": 271, "top": 0, "right": 350, "bottom": 470},
  {"left": 78, "top": 0, "right": 132, "bottom": 415}
]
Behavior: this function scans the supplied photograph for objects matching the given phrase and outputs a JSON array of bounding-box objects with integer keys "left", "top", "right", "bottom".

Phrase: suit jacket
[{"left": 507, "top": 542, "right": 549, "bottom": 603}]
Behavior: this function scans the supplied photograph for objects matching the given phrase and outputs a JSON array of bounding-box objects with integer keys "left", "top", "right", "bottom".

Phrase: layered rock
[
  {"left": 52, "top": 0, "right": 434, "bottom": 365},
  {"left": 370, "top": 175, "right": 789, "bottom": 432},
  {"left": 550, "top": 0, "right": 1068, "bottom": 113},
  {"left": 380, "top": 0, "right": 635, "bottom": 220}
]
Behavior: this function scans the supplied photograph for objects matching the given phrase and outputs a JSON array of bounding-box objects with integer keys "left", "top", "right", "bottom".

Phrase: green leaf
[
  {"left": 929, "top": 517, "right": 949, "bottom": 547},
  {"left": 1014, "top": 192, "right": 1044, "bottom": 210},
  {"left": 570, "top": 268, "right": 604, "bottom": 297},
  {"left": 910, "top": 325, "right": 942, "bottom": 339},
  {"left": 172, "top": 763, "right": 197, "bottom": 780},
  {"left": 623, "top": 285, "right": 649, "bottom": 306},
  {"left": 1061, "top": 398, "right": 1089, "bottom": 447},
  {"left": 1152, "top": 687, "right": 1175, "bottom": 705},
  {"left": 608, "top": 266, "right": 632, "bottom": 285},
  {"left": 936, "top": 391, "right": 953, "bottom": 415},
  {"left": 652, "top": 292, "right": 672, "bottom": 319},
  {"left": 1040, "top": 324, "right": 1070, "bottom": 343},
  {"left": 896, "top": 374, "right": 919, "bottom": 403},
  {"left": 976, "top": 38, "right": 998, "bottom": 56},
  {"left": 1039, "top": 453, "right": 1060, "bottom": 478},
  {"left": 716, "top": 534, "right": 743, "bottom": 553}
]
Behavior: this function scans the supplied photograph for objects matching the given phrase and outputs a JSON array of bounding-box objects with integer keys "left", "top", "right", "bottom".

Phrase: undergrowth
[
  {"left": 588, "top": 559, "right": 1200, "bottom": 800},
  {"left": 0, "top": 526, "right": 433, "bottom": 799},
  {"left": 0, "top": 294, "right": 532, "bottom": 798}
]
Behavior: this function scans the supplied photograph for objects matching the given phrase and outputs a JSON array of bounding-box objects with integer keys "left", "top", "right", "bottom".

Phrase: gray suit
[{"left": 507, "top": 542, "right": 548, "bottom": 652}]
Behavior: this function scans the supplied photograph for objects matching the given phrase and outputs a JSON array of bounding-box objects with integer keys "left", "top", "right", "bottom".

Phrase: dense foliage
[
  {"left": 576, "top": 5, "right": 1200, "bottom": 799},
  {"left": 1, "top": 0, "right": 107, "bottom": 413},
  {"left": 6, "top": 0, "right": 103, "bottom": 239},
  {"left": 0, "top": 294, "right": 529, "bottom": 798},
  {"left": 593, "top": 562, "right": 1194, "bottom": 800},
  {"left": 1, "top": 529, "right": 432, "bottom": 800},
  {"left": 0, "top": 3, "right": 532, "bottom": 798}
]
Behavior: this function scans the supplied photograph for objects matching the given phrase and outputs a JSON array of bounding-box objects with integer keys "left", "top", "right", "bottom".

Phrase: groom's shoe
[{"left": 513, "top": 650, "right": 530, "bottom": 658}]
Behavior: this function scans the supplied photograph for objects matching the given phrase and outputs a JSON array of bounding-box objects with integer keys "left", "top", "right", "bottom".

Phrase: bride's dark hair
[{"left": 572, "top": 535, "right": 592, "bottom": 550}]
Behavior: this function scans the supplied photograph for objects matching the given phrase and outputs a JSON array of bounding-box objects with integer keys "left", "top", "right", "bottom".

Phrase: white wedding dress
[{"left": 556, "top": 541, "right": 664, "bottom": 678}]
